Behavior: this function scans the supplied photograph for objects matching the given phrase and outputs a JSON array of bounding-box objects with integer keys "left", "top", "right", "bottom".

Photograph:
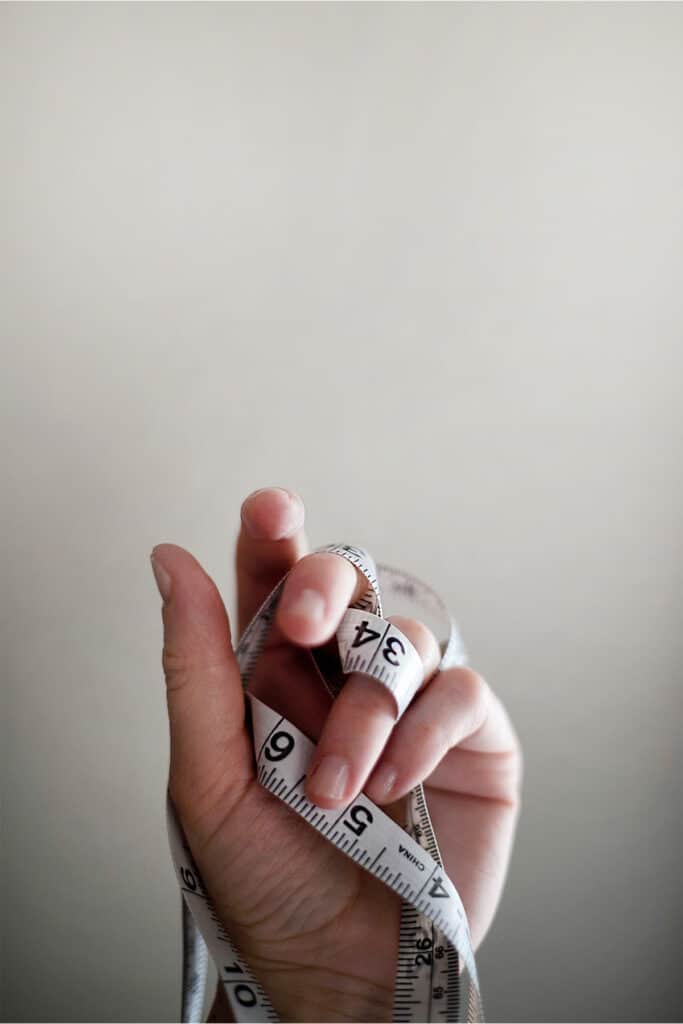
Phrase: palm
[
  {"left": 154, "top": 487, "right": 520, "bottom": 1023},
  {"left": 179, "top": 639, "right": 516, "bottom": 1023}
]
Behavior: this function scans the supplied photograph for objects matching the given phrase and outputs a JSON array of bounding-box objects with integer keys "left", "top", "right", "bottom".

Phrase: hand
[{"left": 151, "top": 487, "right": 522, "bottom": 1023}]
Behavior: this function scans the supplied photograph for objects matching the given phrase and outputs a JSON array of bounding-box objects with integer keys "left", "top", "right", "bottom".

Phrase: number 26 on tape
[{"left": 352, "top": 620, "right": 406, "bottom": 667}]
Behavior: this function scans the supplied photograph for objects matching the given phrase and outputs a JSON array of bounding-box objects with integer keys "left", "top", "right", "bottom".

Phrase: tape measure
[{"left": 167, "top": 544, "right": 484, "bottom": 1023}]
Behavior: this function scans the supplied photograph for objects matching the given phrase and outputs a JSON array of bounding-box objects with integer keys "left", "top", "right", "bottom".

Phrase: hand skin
[{"left": 150, "top": 487, "right": 522, "bottom": 1023}]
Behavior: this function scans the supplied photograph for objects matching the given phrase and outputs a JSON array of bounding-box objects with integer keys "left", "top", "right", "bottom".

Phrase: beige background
[{"left": 2, "top": 2, "right": 681, "bottom": 1021}]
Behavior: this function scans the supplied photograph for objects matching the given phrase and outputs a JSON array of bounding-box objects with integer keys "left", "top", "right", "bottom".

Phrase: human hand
[{"left": 151, "top": 487, "right": 522, "bottom": 1022}]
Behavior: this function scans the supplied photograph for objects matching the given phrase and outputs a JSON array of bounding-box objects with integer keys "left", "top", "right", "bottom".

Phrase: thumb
[{"left": 150, "top": 543, "right": 255, "bottom": 830}]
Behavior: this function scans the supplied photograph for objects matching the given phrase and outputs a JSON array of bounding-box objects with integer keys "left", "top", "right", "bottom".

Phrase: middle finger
[
  {"left": 275, "top": 551, "right": 368, "bottom": 646},
  {"left": 304, "top": 616, "right": 441, "bottom": 808}
]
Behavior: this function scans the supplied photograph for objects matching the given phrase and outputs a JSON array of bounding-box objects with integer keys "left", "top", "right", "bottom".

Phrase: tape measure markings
[{"left": 169, "top": 543, "right": 483, "bottom": 1023}]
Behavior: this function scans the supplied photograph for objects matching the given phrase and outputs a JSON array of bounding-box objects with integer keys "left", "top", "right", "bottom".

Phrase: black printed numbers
[
  {"left": 382, "top": 635, "right": 405, "bottom": 667},
  {"left": 234, "top": 985, "right": 257, "bottom": 1007},
  {"left": 343, "top": 805, "right": 373, "bottom": 836},
  {"left": 179, "top": 866, "right": 208, "bottom": 898},
  {"left": 352, "top": 620, "right": 381, "bottom": 648},
  {"left": 264, "top": 730, "right": 294, "bottom": 762},
  {"left": 179, "top": 868, "right": 197, "bottom": 891},
  {"left": 415, "top": 935, "right": 433, "bottom": 968},
  {"left": 351, "top": 620, "right": 407, "bottom": 667},
  {"left": 224, "top": 962, "right": 243, "bottom": 974},
  {"left": 223, "top": 966, "right": 258, "bottom": 1007}
]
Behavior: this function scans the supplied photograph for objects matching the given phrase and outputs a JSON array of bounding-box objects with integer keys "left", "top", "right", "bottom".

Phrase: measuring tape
[{"left": 167, "top": 544, "right": 484, "bottom": 1023}]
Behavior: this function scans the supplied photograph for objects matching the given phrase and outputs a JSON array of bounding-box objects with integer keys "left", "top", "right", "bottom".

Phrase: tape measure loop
[{"left": 168, "top": 543, "right": 483, "bottom": 1023}]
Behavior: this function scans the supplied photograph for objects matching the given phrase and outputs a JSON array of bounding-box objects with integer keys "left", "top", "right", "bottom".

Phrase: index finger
[{"left": 235, "top": 487, "right": 308, "bottom": 635}]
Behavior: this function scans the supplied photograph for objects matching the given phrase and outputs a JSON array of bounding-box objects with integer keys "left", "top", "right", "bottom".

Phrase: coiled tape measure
[{"left": 167, "top": 544, "right": 484, "bottom": 1023}]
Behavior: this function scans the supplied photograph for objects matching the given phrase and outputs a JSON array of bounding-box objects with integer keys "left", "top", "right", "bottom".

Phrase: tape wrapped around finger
[
  {"left": 169, "top": 541, "right": 483, "bottom": 1024},
  {"left": 336, "top": 608, "right": 424, "bottom": 719}
]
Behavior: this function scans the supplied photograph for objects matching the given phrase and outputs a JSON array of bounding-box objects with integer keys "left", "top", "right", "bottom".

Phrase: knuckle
[
  {"left": 298, "top": 551, "right": 336, "bottom": 574},
  {"left": 295, "top": 551, "right": 357, "bottom": 587},
  {"left": 161, "top": 643, "right": 190, "bottom": 691},
  {"left": 389, "top": 616, "right": 439, "bottom": 668},
  {"left": 161, "top": 643, "right": 227, "bottom": 693},
  {"left": 168, "top": 761, "right": 234, "bottom": 831},
  {"left": 413, "top": 717, "right": 447, "bottom": 751},
  {"left": 343, "top": 678, "right": 396, "bottom": 718},
  {"left": 387, "top": 613, "right": 422, "bottom": 635},
  {"left": 280, "top": 554, "right": 324, "bottom": 597},
  {"left": 499, "top": 701, "right": 524, "bottom": 786},
  {"left": 447, "top": 667, "right": 491, "bottom": 730}
]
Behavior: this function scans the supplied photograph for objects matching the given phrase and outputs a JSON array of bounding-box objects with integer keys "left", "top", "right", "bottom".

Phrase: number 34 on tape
[{"left": 167, "top": 543, "right": 484, "bottom": 1023}]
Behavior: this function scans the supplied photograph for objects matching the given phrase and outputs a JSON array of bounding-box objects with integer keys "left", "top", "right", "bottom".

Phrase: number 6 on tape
[{"left": 167, "top": 542, "right": 484, "bottom": 1023}]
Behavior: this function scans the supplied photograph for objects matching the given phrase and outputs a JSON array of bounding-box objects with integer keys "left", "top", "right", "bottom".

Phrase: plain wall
[{"left": 2, "top": 3, "right": 681, "bottom": 1021}]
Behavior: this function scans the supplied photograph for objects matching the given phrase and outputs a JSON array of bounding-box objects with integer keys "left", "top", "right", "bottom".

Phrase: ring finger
[{"left": 364, "top": 665, "right": 493, "bottom": 806}]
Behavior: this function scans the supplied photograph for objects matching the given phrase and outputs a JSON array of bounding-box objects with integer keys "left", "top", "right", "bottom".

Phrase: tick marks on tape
[{"left": 167, "top": 543, "right": 484, "bottom": 1023}]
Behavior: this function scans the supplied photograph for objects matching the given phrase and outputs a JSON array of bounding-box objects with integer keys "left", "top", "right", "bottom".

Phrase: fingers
[
  {"left": 365, "top": 666, "right": 522, "bottom": 806},
  {"left": 275, "top": 551, "right": 369, "bottom": 647},
  {"left": 150, "top": 543, "right": 255, "bottom": 825},
  {"left": 236, "top": 487, "right": 308, "bottom": 635},
  {"left": 237, "top": 488, "right": 367, "bottom": 645},
  {"left": 235, "top": 493, "right": 519, "bottom": 815},
  {"left": 305, "top": 617, "right": 441, "bottom": 809}
]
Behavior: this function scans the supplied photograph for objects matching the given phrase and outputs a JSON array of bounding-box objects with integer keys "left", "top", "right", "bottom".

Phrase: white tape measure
[{"left": 167, "top": 544, "right": 484, "bottom": 1023}]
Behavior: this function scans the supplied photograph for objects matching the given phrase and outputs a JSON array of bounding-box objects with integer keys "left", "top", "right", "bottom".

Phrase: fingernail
[
  {"left": 308, "top": 755, "right": 349, "bottom": 801},
  {"left": 369, "top": 763, "right": 397, "bottom": 799},
  {"left": 150, "top": 552, "right": 172, "bottom": 603},
  {"left": 241, "top": 487, "right": 304, "bottom": 540},
  {"left": 285, "top": 587, "right": 326, "bottom": 624}
]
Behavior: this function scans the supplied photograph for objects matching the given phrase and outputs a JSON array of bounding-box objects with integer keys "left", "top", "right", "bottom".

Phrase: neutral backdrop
[{"left": 2, "top": 3, "right": 681, "bottom": 1022}]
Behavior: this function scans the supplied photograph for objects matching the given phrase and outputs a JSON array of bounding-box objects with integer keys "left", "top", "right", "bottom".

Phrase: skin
[{"left": 150, "top": 487, "right": 523, "bottom": 1022}]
